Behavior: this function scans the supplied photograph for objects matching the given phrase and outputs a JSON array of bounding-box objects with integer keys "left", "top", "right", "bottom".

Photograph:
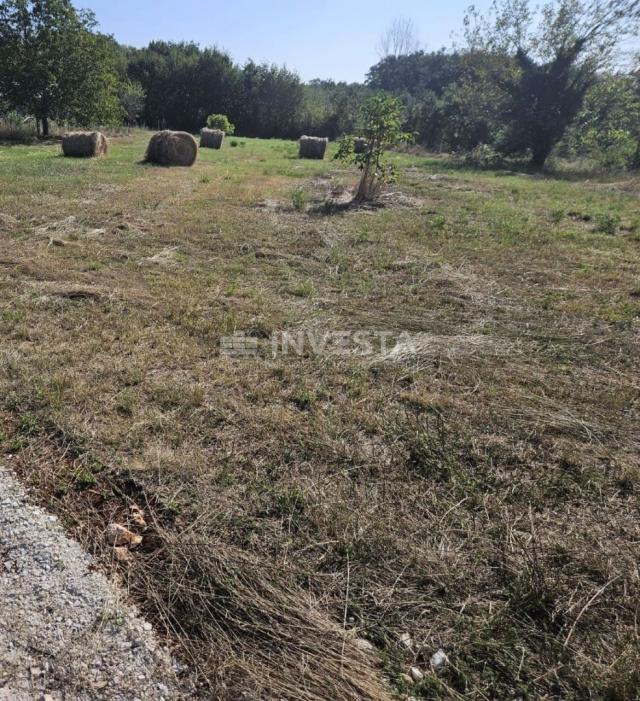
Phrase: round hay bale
[
  {"left": 299, "top": 135, "right": 328, "bottom": 160},
  {"left": 200, "top": 128, "right": 224, "bottom": 150},
  {"left": 61, "top": 131, "right": 108, "bottom": 158},
  {"left": 145, "top": 130, "right": 198, "bottom": 167},
  {"left": 354, "top": 137, "right": 367, "bottom": 154}
]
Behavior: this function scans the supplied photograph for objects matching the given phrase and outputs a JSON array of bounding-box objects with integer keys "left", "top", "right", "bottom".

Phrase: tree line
[
  {"left": 1, "top": 0, "right": 639, "bottom": 169},
  {"left": 121, "top": 45, "right": 372, "bottom": 140}
]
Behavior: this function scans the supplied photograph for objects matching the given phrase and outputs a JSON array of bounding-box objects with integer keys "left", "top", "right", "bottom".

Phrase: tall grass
[
  {"left": 0, "top": 114, "right": 137, "bottom": 143},
  {"left": 0, "top": 113, "right": 41, "bottom": 142}
]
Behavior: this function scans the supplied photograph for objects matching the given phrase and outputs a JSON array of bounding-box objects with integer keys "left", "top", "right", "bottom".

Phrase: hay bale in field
[
  {"left": 61, "top": 131, "right": 108, "bottom": 158},
  {"left": 299, "top": 135, "right": 328, "bottom": 160},
  {"left": 354, "top": 137, "right": 367, "bottom": 154},
  {"left": 200, "top": 128, "right": 224, "bottom": 150},
  {"left": 145, "top": 130, "right": 198, "bottom": 167}
]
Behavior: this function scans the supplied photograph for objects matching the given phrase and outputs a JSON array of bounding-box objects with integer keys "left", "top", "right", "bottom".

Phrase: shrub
[
  {"left": 291, "top": 187, "right": 307, "bottom": 212},
  {"left": 595, "top": 213, "right": 621, "bottom": 235},
  {"left": 464, "top": 143, "right": 503, "bottom": 169},
  {"left": 206, "top": 114, "right": 235, "bottom": 135}
]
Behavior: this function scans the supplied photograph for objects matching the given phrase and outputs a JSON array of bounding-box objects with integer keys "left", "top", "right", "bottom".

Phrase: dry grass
[{"left": 1, "top": 133, "right": 639, "bottom": 700}]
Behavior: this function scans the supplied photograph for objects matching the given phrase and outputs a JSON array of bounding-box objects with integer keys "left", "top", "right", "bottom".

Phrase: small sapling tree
[{"left": 335, "top": 93, "right": 411, "bottom": 202}]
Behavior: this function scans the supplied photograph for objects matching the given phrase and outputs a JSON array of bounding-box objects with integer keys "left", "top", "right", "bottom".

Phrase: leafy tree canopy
[
  {"left": 462, "top": 0, "right": 640, "bottom": 166},
  {"left": 206, "top": 113, "right": 235, "bottom": 134},
  {"left": 0, "top": 0, "right": 121, "bottom": 136}
]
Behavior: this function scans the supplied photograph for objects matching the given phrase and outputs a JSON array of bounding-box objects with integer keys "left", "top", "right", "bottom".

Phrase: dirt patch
[
  {"left": 0, "top": 213, "right": 19, "bottom": 230},
  {"left": 255, "top": 198, "right": 283, "bottom": 213}
]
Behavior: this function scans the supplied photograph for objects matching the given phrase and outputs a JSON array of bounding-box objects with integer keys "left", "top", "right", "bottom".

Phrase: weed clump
[
  {"left": 291, "top": 186, "right": 307, "bottom": 212},
  {"left": 595, "top": 212, "right": 621, "bottom": 234}
]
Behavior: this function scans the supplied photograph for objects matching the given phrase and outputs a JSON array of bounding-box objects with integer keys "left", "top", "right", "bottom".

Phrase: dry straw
[
  {"left": 200, "top": 128, "right": 224, "bottom": 150},
  {"left": 134, "top": 528, "right": 394, "bottom": 701},
  {"left": 299, "top": 136, "right": 328, "bottom": 160},
  {"left": 145, "top": 130, "right": 198, "bottom": 166},
  {"left": 61, "top": 131, "right": 108, "bottom": 158}
]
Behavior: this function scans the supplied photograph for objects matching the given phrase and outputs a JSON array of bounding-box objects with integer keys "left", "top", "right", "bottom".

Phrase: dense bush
[
  {"left": 464, "top": 143, "right": 504, "bottom": 169},
  {"left": 206, "top": 114, "right": 235, "bottom": 134},
  {"left": 562, "top": 75, "right": 640, "bottom": 169}
]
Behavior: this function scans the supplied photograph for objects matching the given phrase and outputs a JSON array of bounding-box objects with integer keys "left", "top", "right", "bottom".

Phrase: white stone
[
  {"left": 355, "top": 638, "right": 375, "bottom": 653},
  {"left": 399, "top": 632, "right": 413, "bottom": 650},
  {"left": 430, "top": 649, "right": 448, "bottom": 670}
]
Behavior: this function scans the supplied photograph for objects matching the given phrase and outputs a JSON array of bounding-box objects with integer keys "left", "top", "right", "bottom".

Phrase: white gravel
[{"left": 0, "top": 464, "right": 190, "bottom": 700}]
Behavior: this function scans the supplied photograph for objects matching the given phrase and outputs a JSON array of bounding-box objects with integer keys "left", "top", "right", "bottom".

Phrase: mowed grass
[{"left": 1, "top": 132, "right": 639, "bottom": 700}]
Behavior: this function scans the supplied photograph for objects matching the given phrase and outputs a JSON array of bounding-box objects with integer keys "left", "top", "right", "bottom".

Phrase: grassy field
[{"left": 1, "top": 132, "right": 639, "bottom": 700}]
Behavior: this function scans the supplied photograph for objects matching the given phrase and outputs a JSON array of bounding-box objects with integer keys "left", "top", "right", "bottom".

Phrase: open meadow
[{"left": 1, "top": 132, "right": 639, "bottom": 700}]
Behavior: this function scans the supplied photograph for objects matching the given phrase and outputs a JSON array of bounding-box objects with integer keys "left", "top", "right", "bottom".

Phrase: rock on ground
[{"left": 0, "top": 464, "right": 190, "bottom": 700}]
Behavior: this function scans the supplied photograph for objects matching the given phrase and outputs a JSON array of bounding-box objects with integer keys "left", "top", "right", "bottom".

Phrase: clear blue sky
[{"left": 82, "top": 0, "right": 480, "bottom": 83}]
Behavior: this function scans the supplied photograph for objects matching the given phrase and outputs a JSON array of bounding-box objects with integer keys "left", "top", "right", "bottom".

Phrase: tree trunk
[
  {"left": 41, "top": 116, "right": 50, "bottom": 139},
  {"left": 530, "top": 144, "right": 552, "bottom": 170},
  {"left": 356, "top": 171, "right": 378, "bottom": 203},
  {"left": 633, "top": 140, "right": 640, "bottom": 170},
  {"left": 355, "top": 163, "right": 373, "bottom": 202}
]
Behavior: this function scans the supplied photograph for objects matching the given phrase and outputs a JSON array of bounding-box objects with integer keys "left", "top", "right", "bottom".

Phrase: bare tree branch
[
  {"left": 377, "top": 17, "right": 420, "bottom": 58},
  {"left": 464, "top": 0, "right": 640, "bottom": 68}
]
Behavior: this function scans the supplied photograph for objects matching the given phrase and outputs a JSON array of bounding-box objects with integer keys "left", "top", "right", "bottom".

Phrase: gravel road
[{"left": 0, "top": 463, "right": 190, "bottom": 700}]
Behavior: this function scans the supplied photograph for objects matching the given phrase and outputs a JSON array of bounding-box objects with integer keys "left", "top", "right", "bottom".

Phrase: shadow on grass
[
  {"left": 136, "top": 160, "right": 194, "bottom": 168},
  {"left": 307, "top": 196, "right": 392, "bottom": 218},
  {"left": 408, "top": 151, "right": 638, "bottom": 183},
  {"left": 307, "top": 200, "right": 354, "bottom": 217}
]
